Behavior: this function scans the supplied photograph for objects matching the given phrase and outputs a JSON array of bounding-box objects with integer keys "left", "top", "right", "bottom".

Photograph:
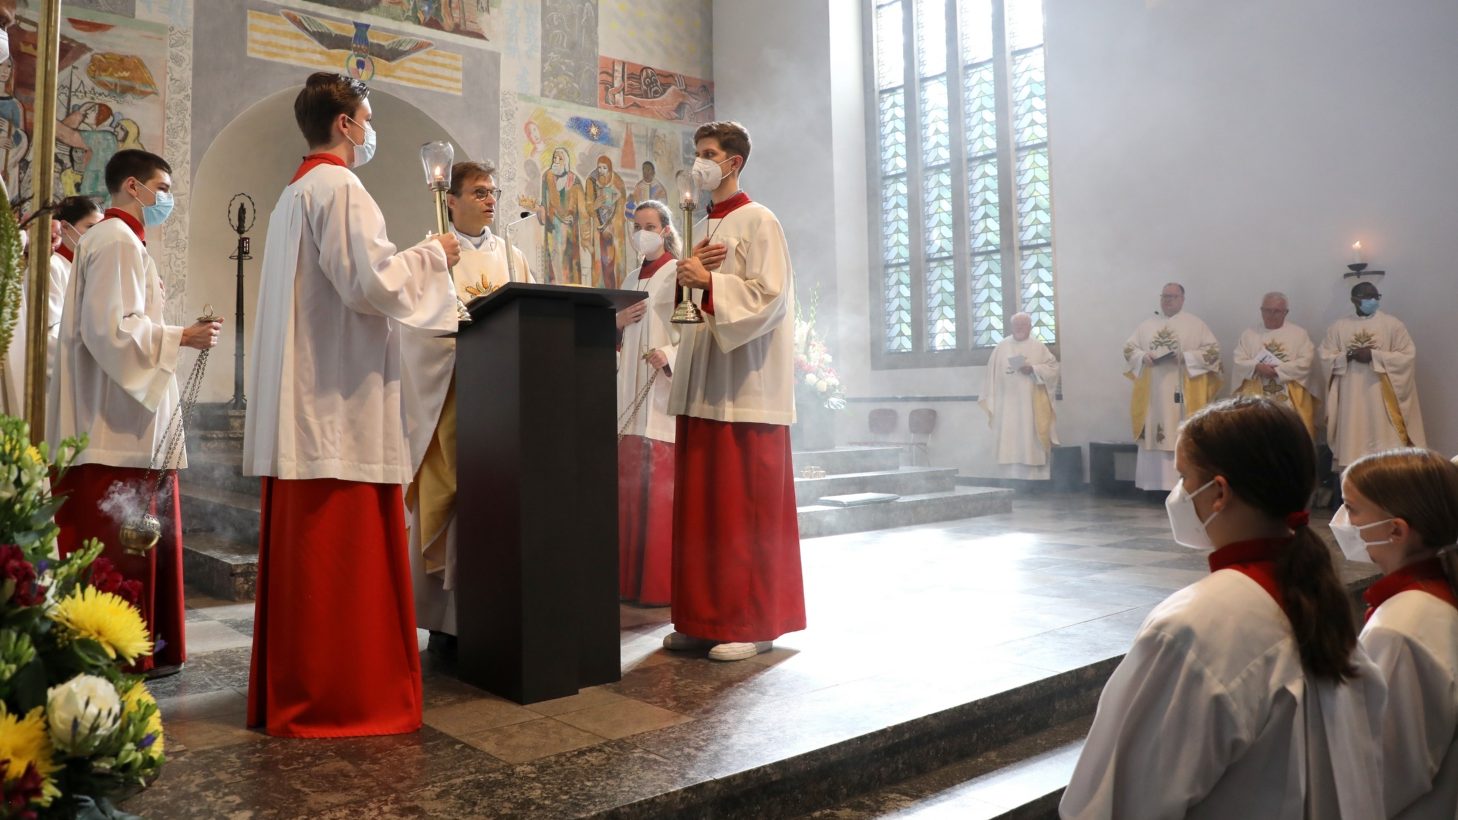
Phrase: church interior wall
[
  {"left": 719, "top": 0, "right": 1458, "bottom": 478},
  {"left": 6, "top": 0, "right": 716, "bottom": 405}
]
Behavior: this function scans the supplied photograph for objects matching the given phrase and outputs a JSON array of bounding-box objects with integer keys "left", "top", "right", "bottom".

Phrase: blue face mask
[
  {"left": 138, "top": 183, "right": 174, "bottom": 227},
  {"left": 1357, "top": 297, "right": 1380, "bottom": 316}
]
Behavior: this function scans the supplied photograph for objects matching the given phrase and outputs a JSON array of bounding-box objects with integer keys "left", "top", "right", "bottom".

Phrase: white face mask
[
  {"left": 691, "top": 156, "right": 734, "bottom": 191},
  {"left": 1165, "top": 478, "right": 1221, "bottom": 550},
  {"left": 1329, "top": 505, "right": 1391, "bottom": 562},
  {"left": 0, "top": 30, "right": 10, "bottom": 65},
  {"left": 345, "top": 116, "right": 376, "bottom": 168},
  {"left": 632, "top": 229, "right": 664, "bottom": 258}
]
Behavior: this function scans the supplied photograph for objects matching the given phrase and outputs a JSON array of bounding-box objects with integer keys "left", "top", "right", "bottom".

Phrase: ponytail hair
[
  {"left": 1344, "top": 448, "right": 1458, "bottom": 602},
  {"left": 1181, "top": 396, "right": 1359, "bottom": 682},
  {"left": 634, "top": 199, "right": 682, "bottom": 259}
]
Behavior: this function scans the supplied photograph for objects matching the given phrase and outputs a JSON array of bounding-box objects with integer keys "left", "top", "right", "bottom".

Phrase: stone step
[
  {"left": 191, "top": 403, "right": 247, "bottom": 433},
  {"left": 803, "top": 719, "right": 1089, "bottom": 819},
  {"left": 186, "top": 429, "right": 245, "bottom": 455},
  {"left": 792, "top": 446, "right": 903, "bottom": 476},
  {"left": 794, "top": 466, "right": 957, "bottom": 506},
  {"left": 624, "top": 657, "right": 1119, "bottom": 819},
  {"left": 182, "top": 452, "right": 256, "bottom": 497},
  {"left": 797, "top": 487, "right": 1013, "bottom": 539},
  {"left": 178, "top": 483, "right": 259, "bottom": 543},
  {"left": 181, "top": 531, "right": 257, "bottom": 602}
]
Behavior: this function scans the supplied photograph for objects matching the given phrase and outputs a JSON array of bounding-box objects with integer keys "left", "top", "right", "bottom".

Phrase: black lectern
[{"left": 454, "top": 282, "right": 646, "bottom": 704}]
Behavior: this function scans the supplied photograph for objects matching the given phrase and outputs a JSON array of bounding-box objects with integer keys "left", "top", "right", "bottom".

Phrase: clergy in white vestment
[
  {"left": 1339, "top": 449, "right": 1458, "bottom": 820},
  {"left": 49, "top": 150, "right": 222, "bottom": 674},
  {"left": 1232, "top": 292, "right": 1319, "bottom": 439},
  {"left": 665, "top": 121, "right": 805, "bottom": 663},
  {"left": 979, "top": 312, "right": 1059, "bottom": 479},
  {"left": 1318, "top": 281, "right": 1425, "bottom": 470},
  {"left": 403, "top": 159, "right": 532, "bottom": 640},
  {"left": 243, "top": 73, "right": 460, "bottom": 738},
  {"left": 1122, "top": 282, "right": 1222, "bottom": 491},
  {"left": 615, "top": 199, "right": 681, "bottom": 606},
  {"left": 1062, "top": 398, "right": 1385, "bottom": 820}
]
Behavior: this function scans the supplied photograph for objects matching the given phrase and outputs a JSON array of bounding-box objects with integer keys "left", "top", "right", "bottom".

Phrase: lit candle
[
  {"left": 681, "top": 189, "right": 695, "bottom": 209},
  {"left": 1351, "top": 240, "right": 1364, "bottom": 264}
]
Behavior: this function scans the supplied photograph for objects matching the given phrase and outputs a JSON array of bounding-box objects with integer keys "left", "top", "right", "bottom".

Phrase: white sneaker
[
  {"left": 708, "top": 641, "right": 772, "bottom": 662},
  {"left": 663, "top": 631, "right": 714, "bottom": 651}
]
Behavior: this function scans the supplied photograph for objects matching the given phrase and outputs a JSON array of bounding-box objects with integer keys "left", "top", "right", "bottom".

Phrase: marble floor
[{"left": 120, "top": 493, "right": 1373, "bottom": 819}]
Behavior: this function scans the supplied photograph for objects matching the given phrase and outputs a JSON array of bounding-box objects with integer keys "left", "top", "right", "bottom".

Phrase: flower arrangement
[
  {"left": 0, "top": 206, "right": 163, "bottom": 820},
  {"left": 794, "top": 289, "right": 846, "bottom": 412}
]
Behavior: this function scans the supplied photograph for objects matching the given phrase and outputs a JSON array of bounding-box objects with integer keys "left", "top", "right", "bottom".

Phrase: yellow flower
[
  {"left": 0, "top": 703, "right": 60, "bottom": 806},
  {"left": 23, "top": 445, "right": 42, "bottom": 467},
  {"left": 52, "top": 587, "right": 153, "bottom": 663},
  {"left": 122, "top": 681, "right": 165, "bottom": 757}
]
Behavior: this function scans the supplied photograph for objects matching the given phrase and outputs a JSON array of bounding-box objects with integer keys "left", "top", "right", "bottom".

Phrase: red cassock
[
  {"left": 671, "top": 416, "right": 805, "bottom": 643},
  {"left": 247, "top": 478, "right": 422, "bottom": 738},
  {"left": 618, "top": 435, "right": 674, "bottom": 606},
  {"left": 54, "top": 464, "right": 186, "bottom": 672}
]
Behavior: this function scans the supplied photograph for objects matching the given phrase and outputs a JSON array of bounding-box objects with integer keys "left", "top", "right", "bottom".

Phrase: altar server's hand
[
  {"left": 676, "top": 256, "right": 712, "bottom": 290},
  {"left": 1349, "top": 346, "right": 1373, "bottom": 364},
  {"left": 646, "top": 349, "right": 670, "bottom": 371},
  {"left": 1019, "top": 364, "right": 1034, "bottom": 375},
  {"left": 692, "top": 238, "right": 728, "bottom": 272},
  {"left": 182, "top": 319, "right": 223, "bottom": 350},
  {"left": 617, "top": 302, "right": 647, "bottom": 329},
  {"left": 433, "top": 232, "right": 462, "bottom": 267},
  {"left": 1143, "top": 352, "right": 1156, "bottom": 367}
]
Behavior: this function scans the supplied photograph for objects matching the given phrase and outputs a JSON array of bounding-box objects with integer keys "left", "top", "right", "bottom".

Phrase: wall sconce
[{"left": 1344, "top": 240, "right": 1385, "bottom": 279}]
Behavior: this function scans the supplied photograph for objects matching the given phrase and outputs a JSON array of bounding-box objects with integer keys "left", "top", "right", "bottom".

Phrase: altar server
[
  {"left": 49, "top": 150, "right": 221, "bottom": 675},
  {"left": 1062, "top": 397, "right": 1386, "bottom": 819},
  {"left": 244, "top": 72, "right": 460, "bottom": 737},
  {"left": 1338, "top": 449, "right": 1458, "bottom": 819},
  {"left": 664, "top": 121, "right": 805, "bottom": 662},
  {"left": 616, "top": 199, "right": 680, "bottom": 606}
]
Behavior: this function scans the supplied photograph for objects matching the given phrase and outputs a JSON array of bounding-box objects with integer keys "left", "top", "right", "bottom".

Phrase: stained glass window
[{"left": 870, "top": 0, "right": 1057, "bottom": 360}]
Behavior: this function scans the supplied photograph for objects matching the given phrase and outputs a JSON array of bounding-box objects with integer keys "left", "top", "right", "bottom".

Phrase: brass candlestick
[
  {"left": 671, "top": 171, "right": 704, "bottom": 325},
  {"left": 420, "top": 141, "right": 471, "bottom": 323}
]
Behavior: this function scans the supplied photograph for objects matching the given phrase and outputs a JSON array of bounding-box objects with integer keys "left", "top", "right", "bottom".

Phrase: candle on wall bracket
[{"left": 1343, "top": 240, "right": 1385, "bottom": 280}]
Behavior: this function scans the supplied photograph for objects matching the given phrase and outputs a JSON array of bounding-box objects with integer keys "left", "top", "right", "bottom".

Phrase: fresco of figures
[
  {"left": 515, "top": 98, "right": 695, "bottom": 289},
  {"left": 2, "top": 10, "right": 167, "bottom": 205}
]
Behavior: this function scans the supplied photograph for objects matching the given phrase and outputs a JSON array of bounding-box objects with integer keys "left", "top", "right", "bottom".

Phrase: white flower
[
  {"left": 47, "top": 674, "right": 122, "bottom": 754},
  {"left": 816, "top": 379, "right": 830, "bottom": 393},
  {"left": 803, "top": 373, "right": 818, "bottom": 386}
]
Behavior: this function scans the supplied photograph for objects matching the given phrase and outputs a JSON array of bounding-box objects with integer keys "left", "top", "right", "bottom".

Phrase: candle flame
[{"left": 1352, "top": 241, "right": 1362, "bottom": 250}]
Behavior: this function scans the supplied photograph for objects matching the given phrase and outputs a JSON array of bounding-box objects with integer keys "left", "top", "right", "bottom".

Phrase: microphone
[{"left": 507, "top": 211, "right": 534, "bottom": 229}]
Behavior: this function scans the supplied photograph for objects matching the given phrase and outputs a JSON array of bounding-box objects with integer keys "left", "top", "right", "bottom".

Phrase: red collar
[
  {"left": 57, "top": 244, "right": 75, "bottom": 263},
  {"left": 102, "top": 208, "right": 145, "bottom": 244},
  {"left": 707, "top": 191, "right": 752, "bottom": 219},
  {"left": 639, "top": 253, "right": 673, "bottom": 280},
  {"left": 1209, "top": 537, "right": 1289, "bottom": 616},
  {"left": 1364, "top": 556, "right": 1458, "bottom": 622},
  {"left": 292, "top": 152, "right": 348, "bottom": 183}
]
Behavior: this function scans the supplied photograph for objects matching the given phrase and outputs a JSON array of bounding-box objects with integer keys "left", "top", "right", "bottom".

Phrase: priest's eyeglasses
[{"left": 467, "top": 187, "right": 503, "bottom": 202}]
